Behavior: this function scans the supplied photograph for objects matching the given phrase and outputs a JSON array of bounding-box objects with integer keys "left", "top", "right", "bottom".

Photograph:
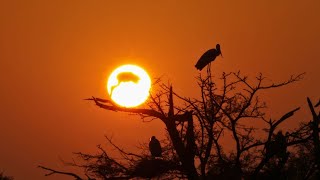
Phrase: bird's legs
[
  {"left": 207, "top": 63, "right": 212, "bottom": 83},
  {"left": 206, "top": 62, "right": 214, "bottom": 101}
]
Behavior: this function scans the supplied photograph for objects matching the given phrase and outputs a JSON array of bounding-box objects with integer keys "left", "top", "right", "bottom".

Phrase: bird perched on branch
[
  {"left": 195, "top": 44, "right": 223, "bottom": 71},
  {"left": 266, "top": 131, "right": 287, "bottom": 159},
  {"left": 149, "top": 136, "right": 162, "bottom": 157}
]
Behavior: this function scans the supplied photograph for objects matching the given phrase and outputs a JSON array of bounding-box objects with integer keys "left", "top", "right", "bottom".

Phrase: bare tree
[
  {"left": 170, "top": 71, "right": 307, "bottom": 179},
  {"left": 39, "top": 64, "right": 319, "bottom": 179},
  {"left": 307, "top": 97, "right": 320, "bottom": 178}
]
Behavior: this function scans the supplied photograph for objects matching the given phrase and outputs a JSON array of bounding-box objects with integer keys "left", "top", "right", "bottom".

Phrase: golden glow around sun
[{"left": 107, "top": 64, "right": 151, "bottom": 107}]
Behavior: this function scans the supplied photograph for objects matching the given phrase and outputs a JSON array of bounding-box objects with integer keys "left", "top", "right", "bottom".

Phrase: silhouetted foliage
[
  {"left": 39, "top": 53, "right": 320, "bottom": 179},
  {"left": 0, "top": 172, "right": 14, "bottom": 180}
]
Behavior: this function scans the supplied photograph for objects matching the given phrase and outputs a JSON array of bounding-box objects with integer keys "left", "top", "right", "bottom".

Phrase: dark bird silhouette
[
  {"left": 110, "top": 72, "right": 140, "bottom": 95},
  {"left": 195, "top": 44, "right": 223, "bottom": 71},
  {"left": 149, "top": 136, "right": 162, "bottom": 157},
  {"left": 266, "top": 131, "right": 287, "bottom": 159},
  {"left": 116, "top": 72, "right": 140, "bottom": 84}
]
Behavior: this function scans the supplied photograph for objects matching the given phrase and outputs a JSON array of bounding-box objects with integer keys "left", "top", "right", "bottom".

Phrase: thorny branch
[{"left": 40, "top": 71, "right": 315, "bottom": 179}]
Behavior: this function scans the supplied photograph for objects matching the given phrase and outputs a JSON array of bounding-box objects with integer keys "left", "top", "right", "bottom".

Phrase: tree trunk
[{"left": 165, "top": 119, "right": 199, "bottom": 180}]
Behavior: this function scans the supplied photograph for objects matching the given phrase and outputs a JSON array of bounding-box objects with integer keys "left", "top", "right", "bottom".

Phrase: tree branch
[
  {"left": 86, "top": 97, "right": 166, "bottom": 121},
  {"left": 38, "top": 166, "right": 84, "bottom": 180}
]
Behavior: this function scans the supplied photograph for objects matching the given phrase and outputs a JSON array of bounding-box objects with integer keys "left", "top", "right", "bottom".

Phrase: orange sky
[{"left": 0, "top": 1, "right": 319, "bottom": 179}]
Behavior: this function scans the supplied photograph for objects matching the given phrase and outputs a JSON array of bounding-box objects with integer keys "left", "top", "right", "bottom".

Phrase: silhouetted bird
[
  {"left": 110, "top": 72, "right": 140, "bottom": 95},
  {"left": 266, "top": 131, "right": 287, "bottom": 159},
  {"left": 195, "top": 44, "right": 223, "bottom": 71},
  {"left": 149, "top": 136, "right": 162, "bottom": 157},
  {"left": 117, "top": 72, "right": 140, "bottom": 83}
]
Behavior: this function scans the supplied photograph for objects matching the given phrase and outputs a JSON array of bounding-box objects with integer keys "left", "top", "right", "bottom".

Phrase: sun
[{"left": 107, "top": 64, "right": 151, "bottom": 107}]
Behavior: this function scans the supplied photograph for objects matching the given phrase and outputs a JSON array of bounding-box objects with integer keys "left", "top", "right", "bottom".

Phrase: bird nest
[{"left": 130, "top": 158, "right": 180, "bottom": 179}]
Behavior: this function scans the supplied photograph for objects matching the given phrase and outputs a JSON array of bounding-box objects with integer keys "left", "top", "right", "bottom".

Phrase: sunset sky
[{"left": 0, "top": 1, "right": 319, "bottom": 179}]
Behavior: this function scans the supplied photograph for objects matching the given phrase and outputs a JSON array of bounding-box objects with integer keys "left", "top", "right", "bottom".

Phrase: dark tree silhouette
[
  {"left": 39, "top": 50, "right": 320, "bottom": 179},
  {"left": 0, "top": 172, "right": 14, "bottom": 180},
  {"left": 307, "top": 97, "right": 320, "bottom": 179}
]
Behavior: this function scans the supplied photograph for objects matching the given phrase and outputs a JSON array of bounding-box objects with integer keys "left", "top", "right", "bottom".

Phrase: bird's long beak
[{"left": 220, "top": 52, "right": 223, "bottom": 58}]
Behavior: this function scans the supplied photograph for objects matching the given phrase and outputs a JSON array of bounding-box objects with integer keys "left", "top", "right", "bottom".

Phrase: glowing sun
[{"left": 107, "top": 64, "right": 151, "bottom": 107}]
